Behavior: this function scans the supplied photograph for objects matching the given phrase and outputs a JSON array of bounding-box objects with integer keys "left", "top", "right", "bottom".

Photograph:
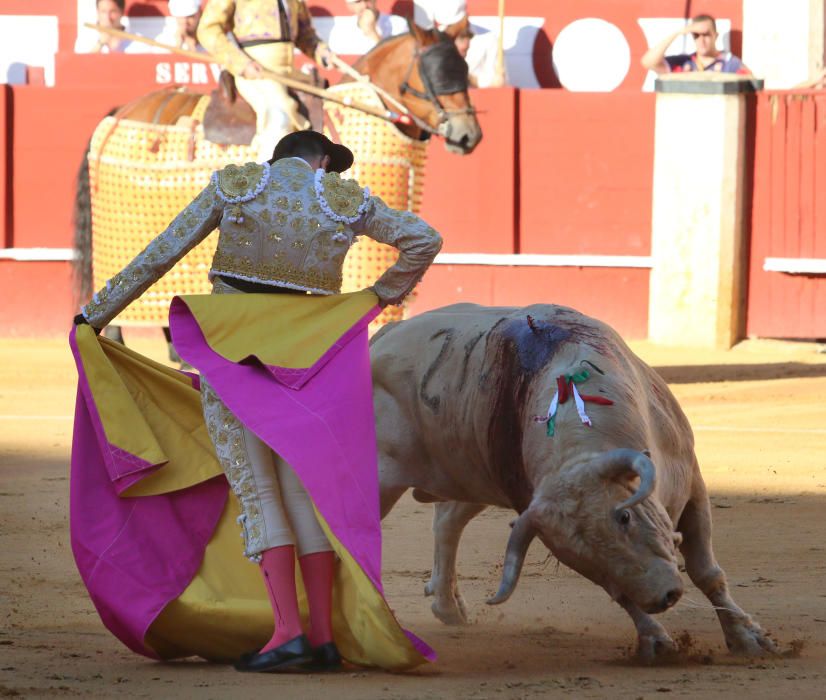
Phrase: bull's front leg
[
  {"left": 678, "top": 493, "right": 777, "bottom": 655},
  {"left": 617, "top": 595, "right": 678, "bottom": 662},
  {"left": 425, "top": 501, "right": 487, "bottom": 625}
]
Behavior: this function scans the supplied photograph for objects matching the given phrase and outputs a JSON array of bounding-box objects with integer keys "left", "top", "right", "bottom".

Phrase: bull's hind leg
[
  {"left": 678, "top": 489, "right": 777, "bottom": 655},
  {"left": 425, "top": 501, "right": 486, "bottom": 625}
]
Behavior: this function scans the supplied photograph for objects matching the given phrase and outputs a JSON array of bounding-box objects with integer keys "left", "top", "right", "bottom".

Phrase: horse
[{"left": 72, "top": 21, "right": 482, "bottom": 350}]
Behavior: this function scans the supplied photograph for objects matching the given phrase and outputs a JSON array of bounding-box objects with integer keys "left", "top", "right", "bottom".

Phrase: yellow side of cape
[{"left": 179, "top": 289, "right": 379, "bottom": 368}]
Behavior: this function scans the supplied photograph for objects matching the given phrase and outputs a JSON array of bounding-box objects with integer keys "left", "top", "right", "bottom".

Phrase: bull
[{"left": 372, "top": 303, "right": 776, "bottom": 661}]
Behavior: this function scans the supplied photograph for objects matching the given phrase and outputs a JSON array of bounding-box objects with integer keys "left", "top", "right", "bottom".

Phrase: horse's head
[{"left": 355, "top": 24, "right": 483, "bottom": 155}]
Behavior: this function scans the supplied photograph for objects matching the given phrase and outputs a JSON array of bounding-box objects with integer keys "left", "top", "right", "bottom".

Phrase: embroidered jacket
[
  {"left": 81, "top": 158, "right": 443, "bottom": 328},
  {"left": 197, "top": 0, "right": 327, "bottom": 76}
]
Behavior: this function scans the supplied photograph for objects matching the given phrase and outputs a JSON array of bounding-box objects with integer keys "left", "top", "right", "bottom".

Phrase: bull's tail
[
  {"left": 72, "top": 146, "right": 93, "bottom": 306},
  {"left": 72, "top": 107, "right": 118, "bottom": 307}
]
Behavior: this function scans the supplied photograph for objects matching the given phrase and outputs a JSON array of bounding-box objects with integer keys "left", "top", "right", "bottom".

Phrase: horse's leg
[
  {"left": 163, "top": 328, "right": 177, "bottom": 363},
  {"left": 102, "top": 325, "right": 124, "bottom": 344}
]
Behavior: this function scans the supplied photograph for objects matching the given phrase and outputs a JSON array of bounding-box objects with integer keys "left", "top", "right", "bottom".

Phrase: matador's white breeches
[
  {"left": 234, "top": 42, "right": 310, "bottom": 162},
  {"left": 201, "top": 378, "right": 332, "bottom": 562}
]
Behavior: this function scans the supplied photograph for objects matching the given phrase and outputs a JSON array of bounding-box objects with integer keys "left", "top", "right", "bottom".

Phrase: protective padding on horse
[{"left": 87, "top": 108, "right": 257, "bottom": 326}]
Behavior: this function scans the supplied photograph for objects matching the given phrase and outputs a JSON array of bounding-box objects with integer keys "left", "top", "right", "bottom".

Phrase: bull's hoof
[
  {"left": 431, "top": 596, "right": 469, "bottom": 625},
  {"left": 725, "top": 620, "right": 778, "bottom": 656},
  {"left": 636, "top": 633, "right": 679, "bottom": 664}
]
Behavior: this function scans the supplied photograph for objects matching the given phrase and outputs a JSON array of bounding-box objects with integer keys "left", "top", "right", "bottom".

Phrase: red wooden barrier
[
  {"left": 747, "top": 91, "right": 826, "bottom": 339},
  {"left": 518, "top": 90, "right": 655, "bottom": 255},
  {"left": 418, "top": 87, "right": 517, "bottom": 254},
  {"left": 9, "top": 85, "right": 153, "bottom": 248}
]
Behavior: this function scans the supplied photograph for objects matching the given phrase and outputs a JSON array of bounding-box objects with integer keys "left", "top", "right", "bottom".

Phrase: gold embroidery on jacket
[
  {"left": 217, "top": 163, "right": 265, "bottom": 200},
  {"left": 318, "top": 172, "right": 364, "bottom": 219}
]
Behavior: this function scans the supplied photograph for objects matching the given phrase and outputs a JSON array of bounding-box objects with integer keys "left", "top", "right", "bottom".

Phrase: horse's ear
[
  {"left": 406, "top": 16, "right": 436, "bottom": 46},
  {"left": 441, "top": 16, "right": 470, "bottom": 39}
]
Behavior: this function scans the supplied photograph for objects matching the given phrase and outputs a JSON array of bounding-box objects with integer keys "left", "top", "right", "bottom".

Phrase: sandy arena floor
[{"left": 1, "top": 334, "right": 825, "bottom": 699}]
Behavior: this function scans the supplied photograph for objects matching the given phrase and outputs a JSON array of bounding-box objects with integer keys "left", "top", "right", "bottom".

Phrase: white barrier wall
[{"left": 743, "top": 0, "right": 825, "bottom": 88}]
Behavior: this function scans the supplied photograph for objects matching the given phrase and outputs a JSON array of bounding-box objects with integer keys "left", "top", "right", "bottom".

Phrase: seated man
[
  {"left": 75, "top": 0, "right": 133, "bottom": 54},
  {"left": 641, "top": 14, "right": 750, "bottom": 75}
]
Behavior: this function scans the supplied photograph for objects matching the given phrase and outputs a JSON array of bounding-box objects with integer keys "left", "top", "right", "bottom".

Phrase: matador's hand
[{"left": 74, "top": 314, "right": 101, "bottom": 335}]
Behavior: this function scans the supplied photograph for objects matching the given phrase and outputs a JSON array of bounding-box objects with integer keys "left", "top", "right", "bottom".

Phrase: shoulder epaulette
[
  {"left": 313, "top": 170, "right": 370, "bottom": 224},
  {"left": 213, "top": 161, "right": 270, "bottom": 204}
]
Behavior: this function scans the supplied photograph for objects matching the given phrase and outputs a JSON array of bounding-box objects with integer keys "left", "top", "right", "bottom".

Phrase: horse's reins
[{"left": 327, "top": 53, "right": 439, "bottom": 137}]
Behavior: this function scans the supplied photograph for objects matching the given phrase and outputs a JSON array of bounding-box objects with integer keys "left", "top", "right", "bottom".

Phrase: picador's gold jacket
[
  {"left": 197, "top": 0, "right": 327, "bottom": 76},
  {"left": 82, "top": 158, "right": 442, "bottom": 328}
]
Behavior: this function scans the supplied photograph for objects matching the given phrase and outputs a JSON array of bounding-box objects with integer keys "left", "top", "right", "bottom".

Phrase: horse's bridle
[{"left": 399, "top": 40, "right": 476, "bottom": 140}]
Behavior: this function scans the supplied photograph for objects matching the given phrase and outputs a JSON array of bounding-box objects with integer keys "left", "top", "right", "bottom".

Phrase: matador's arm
[{"left": 81, "top": 181, "right": 223, "bottom": 329}]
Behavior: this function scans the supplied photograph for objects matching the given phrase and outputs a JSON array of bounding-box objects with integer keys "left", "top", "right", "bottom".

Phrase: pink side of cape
[
  {"left": 168, "top": 298, "right": 435, "bottom": 661},
  {"left": 68, "top": 328, "right": 228, "bottom": 658}
]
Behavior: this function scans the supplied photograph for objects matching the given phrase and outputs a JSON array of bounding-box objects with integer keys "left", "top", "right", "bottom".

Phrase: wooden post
[
  {"left": 496, "top": 0, "right": 506, "bottom": 84},
  {"left": 648, "top": 73, "right": 762, "bottom": 348}
]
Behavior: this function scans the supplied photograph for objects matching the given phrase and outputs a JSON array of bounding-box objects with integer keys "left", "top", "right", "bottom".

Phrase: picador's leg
[
  {"left": 678, "top": 482, "right": 777, "bottom": 655},
  {"left": 102, "top": 325, "right": 124, "bottom": 344},
  {"left": 617, "top": 595, "right": 677, "bottom": 662},
  {"left": 425, "top": 501, "right": 487, "bottom": 625}
]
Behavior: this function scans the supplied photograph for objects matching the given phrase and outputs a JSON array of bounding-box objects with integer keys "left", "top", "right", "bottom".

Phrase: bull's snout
[
  {"left": 663, "top": 587, "right": 682, "bottom": 610},
  {"left": 646, "top": 585, "right": 683, "bottom": 614}
]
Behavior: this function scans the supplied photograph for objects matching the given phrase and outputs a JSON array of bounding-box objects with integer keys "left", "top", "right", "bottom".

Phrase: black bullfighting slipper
[
  {"left": 303, "top": 642, "right": 343, "bottom": 671},
  {"left": 233, "top": 634, "right": 313, "bottom": 673}
]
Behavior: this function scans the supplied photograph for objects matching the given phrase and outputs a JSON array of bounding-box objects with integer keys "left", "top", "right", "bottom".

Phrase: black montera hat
[{"left": 271, "top": 130, "right": 354, "bottom": 173}]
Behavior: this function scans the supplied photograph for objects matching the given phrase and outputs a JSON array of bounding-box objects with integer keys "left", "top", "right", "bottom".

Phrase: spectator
[
  {"left": 641, "top": 14, "right": 750, "bottom": 75},
  {"left": 326, "top": 0, "right": 406, "bottom": 56},
  {"left": 163, "top": 0, "right": 203, "bottom": 51},
  {"left": 414, "top": 0, "right": 506, "bottom": 88},
  {"left": 75, "top": 0, "right": 134, "bottom": 54}
]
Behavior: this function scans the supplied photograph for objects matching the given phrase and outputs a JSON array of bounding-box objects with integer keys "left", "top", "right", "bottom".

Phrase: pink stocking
[
  {"left": 299, "top": 550, "right": 335, "bottom": 647},
  {"left": 259, "top": 545, "right": 304, "bottom": 653}
]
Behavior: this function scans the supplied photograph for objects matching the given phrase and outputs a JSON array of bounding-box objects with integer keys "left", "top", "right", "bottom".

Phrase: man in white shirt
[{"left": 75, "top": 0, "right": 134, "bottom": 54}]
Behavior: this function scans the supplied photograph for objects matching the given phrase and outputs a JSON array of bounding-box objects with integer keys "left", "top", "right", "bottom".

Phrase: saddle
[
  {"left": 203, "top": 70, "right": 257, "bottom": 146},
  {"left": 203, "top": 69, "right": 328, "bottom": 146}
]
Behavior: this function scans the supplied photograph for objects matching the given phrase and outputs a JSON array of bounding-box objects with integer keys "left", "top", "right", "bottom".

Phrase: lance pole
[{"left": 83, "top": 23, "right": 419, "bottom": 127}]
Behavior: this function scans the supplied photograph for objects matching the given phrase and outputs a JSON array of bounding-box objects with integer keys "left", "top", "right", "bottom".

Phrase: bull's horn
[
  {"left": 592, "top": 448, "right": 657, "bottom": 510},
  {"left": 486, "top": 510, "right": 537, "bottom": 606}
]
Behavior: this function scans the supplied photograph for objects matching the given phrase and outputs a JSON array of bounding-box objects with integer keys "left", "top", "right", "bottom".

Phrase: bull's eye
[{"left": 617, "top": 509, "right": 632, "bottom": 526}]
